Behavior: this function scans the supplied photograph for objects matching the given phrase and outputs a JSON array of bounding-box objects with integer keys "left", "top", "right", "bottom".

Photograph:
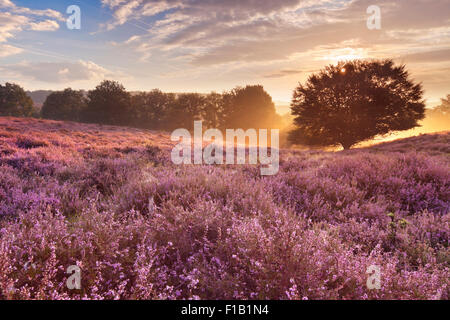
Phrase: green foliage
[
  {"left": 387, "top": 212, "right": 409, "bottom": 243},
  {"left": 0, "top": 83, "right": 34, "bottom": 117},
  {"left": 131, "top": 90, "right": 176, "bottom": 130},
  {"left": 3, "top": 81, "right": 283, "bottom": 132},
  {"left": 128, "top": 86, "right": 280, "bottom": 131},
  {"left": 81, "top": 80, "right": 132, "bottom": 126},
  {"left": 202, "top": 92, "right": 223, "bottom": 129},
  {"left": 289, "top": 60, "right": 426, "bottom": 149},
  {"left": 41, "top": 88, "right": 86, "bottom": 121},
  {"left": 165, "top": 93, "right": 206, "bottom": 131}
]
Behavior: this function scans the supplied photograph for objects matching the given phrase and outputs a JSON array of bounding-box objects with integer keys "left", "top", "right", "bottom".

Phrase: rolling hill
[{"left": 0, "top": 117, "right": 448, "bottom": 300}]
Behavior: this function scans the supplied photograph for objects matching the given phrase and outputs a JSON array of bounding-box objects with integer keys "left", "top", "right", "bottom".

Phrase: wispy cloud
[
  {"left": 0, "top": 60, "right": 124, "bottom": 83},
  {"left": 101, "top": 0, "right": 449, "bottom": 69},
  {"left": 28, "top": 20, "right": 60, "bottom": 32},
  {"left": 0, "top": 11, "right": 28, "bottom": 43},
  {"left": 264, "top": 69, "right": 303, "bottom": 79},
  {"left": 0, "top": 0, "right": 64, "bottom": 21},
  {"left": 0, "top": 0, "right": 449, "bottom": 103},
  {"left": 0, "top": 1, "right": 62, "bottom": 49},
  {"left": 0, "top": 43, "right": 23, "bottom": 57}
]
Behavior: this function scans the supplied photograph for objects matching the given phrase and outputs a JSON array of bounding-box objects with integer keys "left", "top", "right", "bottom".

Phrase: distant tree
[
  {"left": 428, "top": 95, "right": 450, "bottom": 118},
  {"left": 289, "top": 60, "right": 426, "bottom": 150},
  {"left": 422, "top": 94, "right": 450, "bottom": 131},
  {"left": 165, "top": 93, "right": 206, "bottom": 131},
  {"left": 82, "top": 80, "right": 132, "bottom": 125},
  {"left": 0, "top": 83, "right": 34, "bottom": 117},
  {"left": 221, "top": 85, "right": 281, "bottom": 130},
  {"left": 441, "top": 94, "right": 450, "bottom": 108},
  {"left": 41, "top": 88, "right": 86, "bottom": 121},
  {"left": 202, "top": 92, "right": 224, "bottom": 129},
  {"left": 31, "top": 106, "right": 41, "bottom": 119},
  {"left": 131, "top": 90, "right": 176, "bottom": 130}
]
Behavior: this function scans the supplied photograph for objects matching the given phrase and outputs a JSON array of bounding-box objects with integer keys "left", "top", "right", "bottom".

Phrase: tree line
[
  {"left": 1, "top": 59, "right": 449, "bottom": 149},
  {"left": 0, "top": 81, "right": 282, "bottom": 132}
]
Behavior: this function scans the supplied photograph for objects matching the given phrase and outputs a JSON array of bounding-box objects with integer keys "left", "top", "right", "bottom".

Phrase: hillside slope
[
  {"left": 364, "top": 131, "right": 450, "bottom": 156},
  {"left": 1, "top": 117, "right": 448, "bottom": 157},
  {"left": 0, "top": 117, "right": 448, "bottom": 300}
]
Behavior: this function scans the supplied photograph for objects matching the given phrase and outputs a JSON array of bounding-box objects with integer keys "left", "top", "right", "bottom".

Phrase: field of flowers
[{"left": 0, "top": 117, "right": 448, "bottom": 300}]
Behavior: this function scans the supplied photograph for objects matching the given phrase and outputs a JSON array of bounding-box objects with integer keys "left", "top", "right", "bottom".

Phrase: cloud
[
  {"left": 141, "top": 1, "right": 180, "bottom": 16},
  {"left": 102, "top": 0, "right": 130, "bottom": 8},
  {"left": 107, "top": 0, "right": 142, "bottom": 30},
  {"left": 401, "top": 48, "right": 450, "bottom": 64},
  {"left": 99, "top": 0, "right": 448, "bottom": 104},
  {"left": 102, "top": 0, "right": 303, "bottom": 23},
  {"left": 0, "top": 2, "right": 61, "bottom": 44},
  {"left": 0, "top": 11, "right": 28, "bottom": 42},
  {"left": 264, "top": 69, "right": 303, "bottom": 79},
  {"left": 100, "top": 0, "right": 450, "bottom": 69},
  {"left": 28, "top": 20, "right": 60, "bottom": 32},
  {"left": 0, "top": 0, "right": 64, "bottom": 21},
  {"left": 101, "top": 0, "right": 307, "bottom": 37},
  {"left": 196, "top": 1, "right": 450, "bottom": 66},
  {"left": 101, "top": 0, "right": 320, "bottom": 63},
  {"left": 77, "top": 0, "right": 450, "bottom": 104},
  {"left": 0, "top": 0, "right": 14, "bottom": 8},
  {"left": 0, "top": 43, "right": 23, "bottom": 57},
  {"left": 99, "top": 1, "right": 341, "bottom": 63},
  {"left": 0, "top": 60, "right": 120, "bottom": 83},
  {"left": 1, "top": 0, "right": 448, "bottom": 104}
]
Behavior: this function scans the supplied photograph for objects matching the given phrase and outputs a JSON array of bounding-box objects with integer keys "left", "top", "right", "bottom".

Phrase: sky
[{"left": 0, "top": 0, "right": 449, "bottom": 109}]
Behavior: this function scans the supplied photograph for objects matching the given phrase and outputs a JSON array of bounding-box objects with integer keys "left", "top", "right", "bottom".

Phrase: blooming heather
[{"left": 0, "top": 117, "right": 448, "bottom": 300}]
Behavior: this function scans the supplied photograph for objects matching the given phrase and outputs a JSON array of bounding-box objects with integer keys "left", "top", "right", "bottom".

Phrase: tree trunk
[{"left": 341, "top": 143, "right": 352, "bottom": 150}]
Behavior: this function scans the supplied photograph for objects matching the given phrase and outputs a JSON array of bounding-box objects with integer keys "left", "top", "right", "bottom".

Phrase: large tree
[
  {"left": 0, "top": 83, "right": 34, "bottom": 117},
  {"left": 41, "top": 88, "right": 86, "bottom": 121},
  {"left": 289, "top": 60, "right": 426, "bottom": 150},
  {"left": 82, "top": 80, "right": 132, "bottom": 126}
]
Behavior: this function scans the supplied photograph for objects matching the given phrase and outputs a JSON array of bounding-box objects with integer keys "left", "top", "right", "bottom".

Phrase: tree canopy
[
  {"left": 289, "top": 60, "right": 426, "bottom": 149},
  {"left": 41, "top": 88, "right": 86, "bottom": 121},
  {"left": 82, "top": 80, "right": 132, "bottom": 126},
  {"left": 11, "top": 80, "right": 283, "bottom": 134},
  {"left": 131, "top": 90, "right": 176, "bottom": 130},
  {"left": 221, "top": 85, "right": 281, "bottom": 130},
  {"left": 0, "top": 83, "right": 34, "bottom": 118}
]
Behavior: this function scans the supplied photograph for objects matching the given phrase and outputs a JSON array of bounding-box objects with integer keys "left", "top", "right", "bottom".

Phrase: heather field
[{"left": 0, "top": 117, "right": 448, "bottom": 300}]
